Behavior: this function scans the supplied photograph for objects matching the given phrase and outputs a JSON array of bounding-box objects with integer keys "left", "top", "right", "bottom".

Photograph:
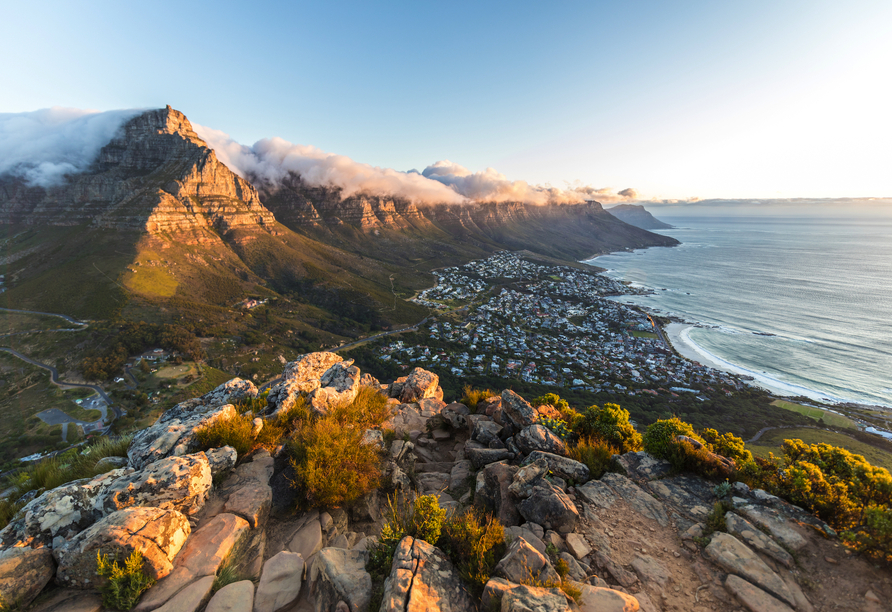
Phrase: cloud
[
  {"left": 196, "top": 127, "right": 642, "bottom": 206},
  {"left": 193, "top": 126, "right": 467, "bottom": 204},
  {"left": 0, "top": 107, "right": 143, "bottom": 187},
  {"left": 618, "top": 187, "right": 638, "bottom": 199}
]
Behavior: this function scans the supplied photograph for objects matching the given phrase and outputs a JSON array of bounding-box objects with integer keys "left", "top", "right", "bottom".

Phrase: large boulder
[
  {"left": 517, "top": 485, "right": 579, "bottom": 534},
  {"left": 475, "top": 462, "right": 522, "bottom": 527},
  {"left": 614, "top": 452, "right": 671, "bottom": 482},
  {"left": 467, "top": 447, "right": 514, "bottom": 469},
  {"left": 308, "top": 547, "right": 372, "bottom": 612},
  {"left": 222, "top": 452, "right": 275, "bottom": 529},
  {"left": 100, "top": 452, "right": 212, "bottom": 517},
  {"left": 577, "top": 584, "right": 640, "bottom": 612},
  {"left": 0, "top": 546, "right": 55, "bottom": 609},
  {"left": 494, "top": 537, "right": 560, "bottom": 585},
  {"left": 389, "top": 367, "right": 441, "bottom": 403},
  {"left": 0, "top": 467, "right": 132, "bottom": 548},
  {"left": 254, "top": 551, "right": 304, "bottom": 612},
  {"left": 128, "top": 393, "right": 239, "bottom": 470},
  {"left": 516, "top": 424, "right": 567, "bottom": 456},
  {"left": 704, "top": 533, "right": 795, "bottom": 608},
  {"left": 508, "top": 458, "right": 549, "bottom": 499},
  {"left": 54, "top": 506, "right": 191, "bottom": 588},
  {"left": 266, "top": 353, "right": 344, "bottom": 416},
  {"left": 482, "top": 579, "right": 568, "bottom": 612},
  {"left": 134, "top": 513, "right": 250, "bottom": 611},
  {"left": 206, "top": 580, "right": 254, "bottom": 612},
  {"left": 380, "top": 537, "right": 476, "bottom": 612},
  {"left": 500, "top": 390, "right": 538, "bottom": 430},
  {"left": 523, "top": 451, "right": 590, "bottom": 483},
  {"left": 307, "top": 361, "right": 361, "bottom": 416}
]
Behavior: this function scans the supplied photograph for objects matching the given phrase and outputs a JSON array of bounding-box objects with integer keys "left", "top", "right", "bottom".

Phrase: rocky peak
[{"left": 0, "top": 106, "right": 276, "bottom": 237}]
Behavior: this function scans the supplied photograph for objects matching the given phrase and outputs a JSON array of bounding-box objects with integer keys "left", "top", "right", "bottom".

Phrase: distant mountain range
[
  {"left": 606, "top": 203, "right": 673, "bottom": 230},
  {"left": 0, "top": 106, "right": 678, "bottom": 345}
]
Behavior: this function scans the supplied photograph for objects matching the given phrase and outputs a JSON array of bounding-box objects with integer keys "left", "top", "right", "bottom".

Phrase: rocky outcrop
[
  {"left": 54, "top": 506, "right": 191, "bottom": 587},
  {"left": 128, "top": 378, "right": 256, "bottom": 470},
  {"left": 0, "top": 107, "right": 277, "bottom": 234},
  {"left": 100, "top": 453, "right": 212, "bottom": 516},
  {"left": 500, "top": 390, "right": 539, "bottom": 430},
  {"left": 266, "top": 353, "right": 344, "bottom": 416},
  {"left": 308, "top": 548, "right": 372, "bottom": 612},
  {"left": 389, "top": 367, "right": 441, "bottom": 403},
  {"left": 307, "top": 361, "right": 361, "bottom": 416},
  {"left": 380, "top": 537, "right": 476, "bottom": 611},
  {"left": 0, "top": 546, "right": 55, "bottom": 608}
]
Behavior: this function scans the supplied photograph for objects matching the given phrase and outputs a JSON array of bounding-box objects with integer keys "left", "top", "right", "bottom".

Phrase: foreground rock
[
  {"left": 309, "top": 547, "right": 372, "bottom": 612},
  {"left": 500, "top": 390, "right": 539, "bottom": 429},
  {"left": 101, "top": 452, "right": 212, "bottom": 516},
  {"left": 254, "top": 551, "right": 304, "bottom": 612},
  {"left": 380, "top": 536, "right": 476, "bottom": 611},
  {"left": 129, "top": 378, "right": 256, "bottom": 469},
  {"left": 266, "top": 353, "right": 344, "bottom": 416},
  {"left": 494, "top": 537, "right": 560, "bottom": 584},
  {"left": 704, "top": 532, "right": 795, "bottom": 607},
  {"left": 308, "top": 360, "right": 361, "bottom": 416},
  {"left": 54, "top": 506, "right": 191, "bottom": 587},
  {"left": 389, "top": 367, "right": 441, "bottom": 403},
  {"left": 206, "top": 580, "right": 254, "bottom": 612},
  {"left": 135, "top": 512, "right": 249, "bottom": 610},
  {"left": 0, "top": 546, "right": 55, "bottom": 608}
]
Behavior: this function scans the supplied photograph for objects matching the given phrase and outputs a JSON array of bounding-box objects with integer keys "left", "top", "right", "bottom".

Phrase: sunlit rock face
[{"left": 0, "top": 106, "right": 276, "bottom": 235}]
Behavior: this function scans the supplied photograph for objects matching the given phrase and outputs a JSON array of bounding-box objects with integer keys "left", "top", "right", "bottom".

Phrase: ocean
[{"left": 588, "top": 210, "right": 892, "bottom": 409}]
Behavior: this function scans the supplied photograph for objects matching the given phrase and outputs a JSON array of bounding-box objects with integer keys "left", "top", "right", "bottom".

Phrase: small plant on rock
[
  {"left": 439, "top": 507, "right": 506, "bottom": 596},
  {"left": 713, "top": 481, "right": 732, "bottom": 499},
  {"left": 540, "top": 416, "right": 571, "bottom": 440},
  {"left": 95, "top": 549, "right": 155, "bottom": 610}
]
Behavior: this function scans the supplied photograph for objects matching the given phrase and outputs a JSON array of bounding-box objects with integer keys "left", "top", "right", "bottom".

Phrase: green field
[
  {"left": 0, "top": 312, "right": 74, "bottom": 334},
  {"left": 771, "top": 399, "right": 856, "bottom": 429},
  {"left": 632, "top": 330, "right": 657, "bottom": 339},
  {"left": 748, "top": 427, "right": 892, "bottom": 471}
]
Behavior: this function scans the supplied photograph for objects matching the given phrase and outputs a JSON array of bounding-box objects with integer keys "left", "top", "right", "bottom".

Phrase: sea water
[{"left": 589, "top": 212, "right": 892, "bottom": 408}]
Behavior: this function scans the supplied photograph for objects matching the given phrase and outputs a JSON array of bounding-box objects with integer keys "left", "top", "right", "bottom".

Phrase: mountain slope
[{"left": 606, "top": 203, "right": 673, "bottom": 230}]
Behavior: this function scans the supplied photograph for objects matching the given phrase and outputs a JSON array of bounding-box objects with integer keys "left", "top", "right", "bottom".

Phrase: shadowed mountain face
[
  {"left": 606, "top": 204, "right": 674, "bottom": 230},
  {"left": 0, "top": 106, "right": 677, "bottom": 330}
]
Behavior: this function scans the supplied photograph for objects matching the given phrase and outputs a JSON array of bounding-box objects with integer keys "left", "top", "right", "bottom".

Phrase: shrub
[
  {"left": 664, "top": 437, "right": 734, "bottom": 479},
  {"left": 704, "top": 501, "right": 730, "bottom": 535},
  {"left": 96, "top": 549, "right": 155, "bottom": 610},
  {"left": 438, "top": 507, "right": 506, "bottom": 596},
  {"left": 713, "top": 481, "right": 732, "bottom": 499},
  {"left": 195, "top": 413, "right": 256, "bottom": 456},
  {"left": 327, "top": 386, "right": 392, "bottom": 430},
  {"left": 575, "top": 403, "right": 642, "bottom": 453},
  {"left": 540, "top": 416, "right": 571, "bottom": 440},
  {"left": 642, "top": 417, "right": 702, "bottom": 459},
  {"left": 0, "top": 435, "right": 133, "bottom": 530},
  {"left": 532, "top": 393, "right": 569, "bottom": 413},
  {"left": 461, "top": 386, "right": 496, "bottom": 412},
  {"left": 702, "top": 428, "right": 753, "bottom": 464},
  {"left": 287, "top": 418, "right": 381, "bottom": 508},
  {"left": 569, "top": 437, "right": 617, "bottom": 480}
]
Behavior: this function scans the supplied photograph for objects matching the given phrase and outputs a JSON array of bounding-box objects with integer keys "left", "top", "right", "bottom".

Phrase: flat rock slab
[
  {"left": 309, "top": 547, "right": 371, "bottom": 612},
  {"left": 524, "top": 451, "right": 590, "bottom": 483},
  {"left": 254, "top": 551, "right": 305, "bottom": 612},
  {"left": 631, "top": 554, "right": 670, "bottom": 590},
  {"left": 738, "top": 505, "right": 807, "bottom": 551},
  {"left": 646, "top": 476, "right": 712, "bottom": 521},
  {"left": 206, "top": 580, "right": 254, "bottom": 612},
  {"left": 224, "top": 482, "right": 272, "bottom": 529},
  {"left": 135, "top": 513, "right": 249, "bottom": 611},
  {"left": 565, "top": 532, "right": 592, "bottom": 560},
  {"left": 415, "top": 471, "right": 450, "bottom": 493},
  {"left": 578, "top": 474, "right": 669, "bottom": 527},
  {"left": 725, "top": 574, "right": 794, "bottom": 612},
  {"left": 28, "top": 589, "right": 103, "bottom": 612},
  {"left": 154, "top": 574, "right": 215, "bottom": 612},
  {"left": 577, "top": 584, "right": 640, "bottom": 612},
  {"left": 288, "top": 518, "right": 322, "bottom": 560},
  {"left": 704, "top": 533, "right": 795, "bottom": 608},
  {"left": 501, "top": 583, "right": 569, "bottom": 611},
  {"left": 615, "top": 452, "right": 671, "bottom": 482},
  {"left": 725, "top": 512, "right": 794, "bottom": 568}
]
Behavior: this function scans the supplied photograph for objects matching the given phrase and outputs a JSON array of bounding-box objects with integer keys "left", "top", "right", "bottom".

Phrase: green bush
[
  {"left": 540, "top": 416, "right": 571, "bottom": 440},
  {"left": 461, "top": 386, "right": 496, "bottom": 412},
  {"left": 532, "top": 393, "right": 569, "bottom": 413},
  {"left": 287, "top": 418, "right": 381, "bottom": 508},
  {"left": 195, "top": 413, "right": 256, "bottom": 457},
  {"left": 96, "top": 549, "right": 155, "bottom": 610},
  {"left": 569, "top": 436, "right": 617, "bottom": 480},
  {"left": 575, "top": 403, "right": 642, "bottom": 453},
  {"left": 702, "top": 428, "right": 753, "bottom": 464},
  {"left": 438, "top": 508, "right": 506, "bottom": 596},
  {"left": 642, "top": 417, "right": 702, "bottom": 459},
  {"left": 664, "top": 438, "right": 734, "bottom": 479}
]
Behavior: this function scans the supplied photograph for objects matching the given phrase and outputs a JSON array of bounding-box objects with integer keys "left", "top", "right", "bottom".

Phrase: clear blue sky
[{"left": 3, "top": 0, "right": 890, "bottom": 200}]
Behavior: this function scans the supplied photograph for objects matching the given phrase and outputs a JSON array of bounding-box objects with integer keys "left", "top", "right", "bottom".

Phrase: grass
[
  {"left": 631, "top": 330, "right": 657, "bottom": 339},
  {"left": 0, "top": 312, "right": 74, "bottom": 333},
  {"left": 0, "top": 435, "right": 132, "bottom": 529},
  {"left": 748, "top": 427, "right": 892, "bottom": 471},
  {"left": 771, "top": 399, "right": 856, "bottom": 429},
  {"left": 65, "top": 401, "right": 103, "bottom": 422},
  {"left": 123, "top": 265, "right": 179, "bottom": 299},
  {"left": 154, "top": 363, "right": 198, "bottom": 381},
  {"left": 460, "top": 385, "right": 496, "bottom": 412}
]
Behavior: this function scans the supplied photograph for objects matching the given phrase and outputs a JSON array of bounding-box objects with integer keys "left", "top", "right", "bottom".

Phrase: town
[{"left": 392, "top": 252, "right": 745, "bottom": 399}]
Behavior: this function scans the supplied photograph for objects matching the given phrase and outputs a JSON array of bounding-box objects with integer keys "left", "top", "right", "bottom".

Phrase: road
[
  {"left": 0, "top": 347, "right": 116, "bottom": 409},
  {"left": 647, "top": 315, "right": 669, "bottom": 346},
  {"left": 0, "top": 307, "right": 87, "bottom": 327}
]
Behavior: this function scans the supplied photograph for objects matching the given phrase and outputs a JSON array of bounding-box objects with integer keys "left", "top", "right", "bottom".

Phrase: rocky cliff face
[
  {"left": 606, "top": 204, "right": 674, "bottom": 230},
  {"left": 0, "top": 106, "right": 276, "bottom": 235}
]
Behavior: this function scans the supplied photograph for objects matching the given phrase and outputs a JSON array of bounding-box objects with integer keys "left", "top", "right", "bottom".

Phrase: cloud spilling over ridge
[
  {"left": 196, "top": 125, "right": 639, "bottom": 205},
  {"left": 195, "top": 125, "right": 466, "bottom": 204},
  {"left": 0, "top": 108, "right": 142, "bottom": 187}
]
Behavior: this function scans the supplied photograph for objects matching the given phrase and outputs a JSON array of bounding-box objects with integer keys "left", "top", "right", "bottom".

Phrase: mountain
[
  {"left": 0, "top": 105, "right": 677, "bottom": 370},
  {"left": 606, "top": 203, "right": 673, "bottom": 230}
]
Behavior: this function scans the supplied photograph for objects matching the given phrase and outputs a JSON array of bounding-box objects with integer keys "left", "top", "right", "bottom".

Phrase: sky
[{"left": 2, "top": 0, "right": 891, "bottom": 201}]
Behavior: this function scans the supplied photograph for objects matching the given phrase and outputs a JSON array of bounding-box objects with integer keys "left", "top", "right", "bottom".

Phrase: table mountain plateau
[
  {"left": 606, "top": 204, "right": 673, "bottom": 230},
  {"left": 0, "top": 105, "right": 676, "bottom": 334}
]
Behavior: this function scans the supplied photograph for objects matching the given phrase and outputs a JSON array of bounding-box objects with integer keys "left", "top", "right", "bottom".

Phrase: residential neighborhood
[{"left": 388, "top": 252, "right": 745, "bottom": 399}]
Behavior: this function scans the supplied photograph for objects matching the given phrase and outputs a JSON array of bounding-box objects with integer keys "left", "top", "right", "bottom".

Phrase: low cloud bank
[
  {"left": 0, "top": 108, "right": 142, "bottom": 187},
  {"left": 197, "top": 126, "right": 639, "bottom": 206},
  {"left": 0, "top": 106, "right": 639, "bottom": 205}
]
